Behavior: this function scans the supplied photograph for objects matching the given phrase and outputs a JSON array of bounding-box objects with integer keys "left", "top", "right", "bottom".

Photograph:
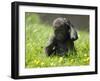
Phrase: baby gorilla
[{"left": 45, "top": 17, "right": 78, "bottom": 56}]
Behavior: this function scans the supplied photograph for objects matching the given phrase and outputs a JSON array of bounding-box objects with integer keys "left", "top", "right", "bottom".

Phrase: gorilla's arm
[
  {"left": 66, "top": 20, "right": 78, "bottom": 41},
  {"left": 45, "top": 37, "right": 56, "bottom": 56},
  {"left": 70, "top": 25, "right": 78, "bottom": 41}
]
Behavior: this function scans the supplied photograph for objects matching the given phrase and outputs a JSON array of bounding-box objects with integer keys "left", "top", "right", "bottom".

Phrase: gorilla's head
[{"left": 53, "top": 17, "right": 78, "bottom": 41}]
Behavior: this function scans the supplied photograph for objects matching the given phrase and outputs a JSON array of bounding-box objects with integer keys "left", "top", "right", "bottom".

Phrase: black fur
[{"left": 45, "top": 17, "right": 78, "bottom": 56}]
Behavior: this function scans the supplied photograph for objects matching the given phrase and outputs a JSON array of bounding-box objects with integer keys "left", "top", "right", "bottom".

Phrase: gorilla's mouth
[{"left": 56, "top": 33, "right": 66, "bottom": 41}]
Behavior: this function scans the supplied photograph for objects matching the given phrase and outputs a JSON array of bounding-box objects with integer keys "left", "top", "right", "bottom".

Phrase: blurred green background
[{"left": 25, "top": 12, "right": 90, "bottom": 68}]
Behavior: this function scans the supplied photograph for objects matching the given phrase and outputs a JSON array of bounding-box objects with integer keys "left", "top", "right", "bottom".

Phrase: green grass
[{"left": 25, "top": 13, "right": 90, "bottom": 68}]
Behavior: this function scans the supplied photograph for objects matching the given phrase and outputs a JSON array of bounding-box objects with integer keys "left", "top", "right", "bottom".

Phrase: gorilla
[{"left": 45, "top": 17, "right": 78, "bottom": 56}]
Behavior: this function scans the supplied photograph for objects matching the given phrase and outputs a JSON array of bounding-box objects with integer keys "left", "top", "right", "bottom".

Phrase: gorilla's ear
[{"left": 67, "top": 20, "right": 78, "bottom": 41}]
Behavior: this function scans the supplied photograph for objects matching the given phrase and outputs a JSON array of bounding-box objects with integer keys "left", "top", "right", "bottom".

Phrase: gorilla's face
[
  {"left": 54, "top": 24, "right": 70, "bottom": 41},
  {"left": 53, "top": 17, "right": 78, "bottom": 41}
]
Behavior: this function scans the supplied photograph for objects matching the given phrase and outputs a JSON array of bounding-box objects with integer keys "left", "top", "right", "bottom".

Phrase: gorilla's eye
[
  {"left": 67, "top": 25, "right": 70, "bottom": 30},
  {"left": 64, "top": 23, "right": 70, "bottom": 30}
]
